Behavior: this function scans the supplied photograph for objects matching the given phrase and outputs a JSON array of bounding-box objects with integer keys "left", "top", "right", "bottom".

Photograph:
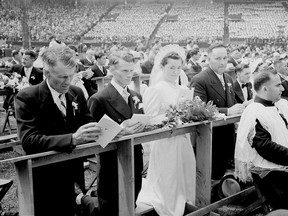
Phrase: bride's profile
[{"left": 136, "top": 44, "right": 196, "bottom": 216}]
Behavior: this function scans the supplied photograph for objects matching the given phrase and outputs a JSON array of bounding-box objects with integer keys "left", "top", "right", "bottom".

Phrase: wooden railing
[{"left": 1, "top": 115, "right": 241, "bottom": 216}]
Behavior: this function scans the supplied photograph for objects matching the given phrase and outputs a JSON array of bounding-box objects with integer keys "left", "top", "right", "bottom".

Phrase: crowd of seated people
[
  {"left": 0, "top": 0, "right": 106, "bottom": 42},
  {"left": 84, "top": 3, "right": 168, "bottom": 43},
  {"left": 228, "top": 2, "right": 288, "bottom": 39},
  {"left": 156, "top": 1, "right": 224, "bottom": 43}
]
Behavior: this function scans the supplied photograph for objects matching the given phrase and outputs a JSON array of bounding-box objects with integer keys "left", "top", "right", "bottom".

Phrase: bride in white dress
[{"left": 136, "top": 45, "right": 196, "bottom": 216}]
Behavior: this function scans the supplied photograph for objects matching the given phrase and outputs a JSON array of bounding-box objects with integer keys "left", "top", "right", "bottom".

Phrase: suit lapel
[
  {"left": 106, "top": 83, "right": 132, "bottom": 119},
  {"left": 207, "top": 68, "right": 226, "bottom": 100},
  {"left": 234, "top": 81, "right": 244, "bottom": 102}
]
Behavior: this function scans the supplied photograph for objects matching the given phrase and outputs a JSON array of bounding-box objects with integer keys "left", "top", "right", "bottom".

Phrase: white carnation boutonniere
[
  {"left": 227, "top": 83, "right": 232, "bottom": 93},
  {"left": 72, "top": 101, "right": 78, "bottom": 116},
  {"left": 132, "top": 96, "right": 143, "bottom": 109},
  {"left": 30, "top": 76, "right": 35, "bottom": 80}
]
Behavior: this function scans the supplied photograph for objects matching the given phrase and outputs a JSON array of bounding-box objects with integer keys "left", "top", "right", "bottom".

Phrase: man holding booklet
[{"left": 88, "top": 50, "right": 146, "bottom": 215}]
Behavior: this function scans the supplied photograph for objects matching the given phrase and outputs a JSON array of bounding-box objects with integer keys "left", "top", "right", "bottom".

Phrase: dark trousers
[
  {"left": 97, "top": 145, "right": 143, "bottom": 215},
  {"left": 252, "top": 171, "right": 288, "bottom": 210},
  {"left": 211, "top": 125, "right": 235, "bottom": 180}
]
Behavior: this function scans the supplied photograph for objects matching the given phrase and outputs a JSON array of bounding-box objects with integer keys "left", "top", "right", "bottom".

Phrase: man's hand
[
  {"left": 228, "top": 103, "right": 245, "bottom": 116},
  {"left": 72, "top": 122, "right": 102, "bottom": 146}
]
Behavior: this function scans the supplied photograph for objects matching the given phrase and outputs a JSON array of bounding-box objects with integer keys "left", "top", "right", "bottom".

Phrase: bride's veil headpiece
[{"left": 149, "top": 44, "right": 186, "bottom": 86}]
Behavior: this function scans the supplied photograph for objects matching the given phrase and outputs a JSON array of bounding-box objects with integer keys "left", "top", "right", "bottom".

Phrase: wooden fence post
[
  {"left": 15, "top": 159, "right": 34, "bottom": 216},
  {"left": 117, "top": 139, "right": 135, "bottom": 216},
  {"left": 196, "top": 122, "right": 212, "bottom": 207}
]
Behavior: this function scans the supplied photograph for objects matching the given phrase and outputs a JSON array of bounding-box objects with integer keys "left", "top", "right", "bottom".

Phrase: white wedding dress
[{"left": 136, "top": 80, "right": 196, "bottom": 216}]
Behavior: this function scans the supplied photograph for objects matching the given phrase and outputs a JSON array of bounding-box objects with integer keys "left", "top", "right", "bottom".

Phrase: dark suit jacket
[
  {"left": 141, "top": 60, "right": 153, "bottom": 74},
  {"left": 3, "top": 65, "right": 43, "bottom": 111},
  {"left": 15, "top": 81, "right": 95, "bottom": 216},
  {"left": 225, "top": 56, "right": 239, "bottom": 82},
  {"left": 233, "top": 81, "right": 253, "bottom": 103},
  {"left": 188, "top": 60, "right": 202, "bottom": 73},
  {"left": 91, "top": 64, "right": 107, "bottom": 78},
  {"left": 88, "top": 83, "right": 143, "bottom": 215},
  {"left": 80, "top": 58, "right": 94, "bottom": 67},
  {"left": 10, "top": 64, "right": 43, "bottom": 85},
  {"left": 190, "top": 67, "right": 237, "bottom": 179}
]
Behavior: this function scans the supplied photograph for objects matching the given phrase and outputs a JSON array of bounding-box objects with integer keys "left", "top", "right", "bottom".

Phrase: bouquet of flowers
[
  {"left": 144, "top": 96, "right": 224, "bottom": 131},
  {"left": 0, "top": 72, "right": 30, "bottom": 93}
]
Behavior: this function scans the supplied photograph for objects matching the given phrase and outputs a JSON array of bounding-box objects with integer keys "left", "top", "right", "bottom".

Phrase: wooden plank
[
  {"left": 0, "top": 133, "right": 18, "bottom": 142},
  {"left": 15, "top": 159, "right": 34, "bottom": 216},
  {"left": 0, "top": 140, "right": 20, "bottom": 150},
  {"left": 186, "top": 187, "right": 255, "bottom": 216},
  {"left": 118, "top": 139, "right": 135, "bottom": 216},
  {"left": 196, "top": 122, "right": 212, "bottom": 207},
  {"left": 212, "top": 115, "right": 241, "bottom": 127}
]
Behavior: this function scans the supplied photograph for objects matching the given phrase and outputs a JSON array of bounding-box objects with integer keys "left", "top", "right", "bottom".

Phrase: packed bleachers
[
  {"left": 0, "top": 0, "right": 107, "bottom": 42},
  {"left": 83, "top": 3, "right": 169, "bottom": 43},
  {"left": 156, "top": 1, "right": 224, "bottom": 43},
  {"left": 228, "top": 2, "right": 288, "bottom": 39}
]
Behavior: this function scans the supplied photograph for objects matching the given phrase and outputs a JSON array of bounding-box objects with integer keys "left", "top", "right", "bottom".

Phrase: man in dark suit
[
  {"left": 3, "top": 50, "right": 43, "bottom": 111},
  {"left": 225, "top": 48, "right": 241, "bottom": 82},
  {"left": 10, "top": 50, "right": 43, "bottom": 85},
  {"left": 190, "top": 43, "right": 245, "bottom": 180},
  {"left": 15, "top": 46, "right": 102, "bottom": 216},
  {"left": 80, "top": 49, "right": 95, "bottom": 67},
  {"left": 10, "top": 49, "right": 22, "bottom": 66},
  {"left": 88, "top": 51, "right": 145, "bottom": 215},
  {"left": 91, "top": 52, "right": 107, "bottom": 77},
  {"left": 233, "top": 64, "right": 253, "bottom": 104},
  {"left": 186, "top": 49, "right": 202, "bottom": 79}
]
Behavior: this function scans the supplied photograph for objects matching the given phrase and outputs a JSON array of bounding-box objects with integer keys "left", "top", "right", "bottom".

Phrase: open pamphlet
[{"left": 96, "top": 114, "right": 123, "bottom": 148}]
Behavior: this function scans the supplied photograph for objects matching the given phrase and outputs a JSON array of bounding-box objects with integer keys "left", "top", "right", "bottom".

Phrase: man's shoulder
[{"left": 192, "top": 68, "right": 210, "bottom": 81}]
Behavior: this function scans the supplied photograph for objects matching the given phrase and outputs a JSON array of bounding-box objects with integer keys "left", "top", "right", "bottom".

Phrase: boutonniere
[
  {"left": 30, "top": 76, "right": 35, "bottom": 80},
  {"left": 227, "top": 83, "right": 232, "bottom": 93},
  {"left": 132, "top": 96, "right": 143, "bottom": 109},
  {"left": 72, "top": 101, "right": 78, "bottom": 116}
]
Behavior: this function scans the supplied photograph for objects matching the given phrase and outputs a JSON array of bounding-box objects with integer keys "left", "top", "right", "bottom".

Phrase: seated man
[
  {"left": 235, "top": 67, "right": 288, "bottom": 210},
  {"left": 233, "top": 64, "right": 253, "bottom": 105}
]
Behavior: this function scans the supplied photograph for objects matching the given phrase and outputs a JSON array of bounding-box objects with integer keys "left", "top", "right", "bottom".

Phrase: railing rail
[{"left": 0, "top": 115, "right": 241, "bottom": 216}]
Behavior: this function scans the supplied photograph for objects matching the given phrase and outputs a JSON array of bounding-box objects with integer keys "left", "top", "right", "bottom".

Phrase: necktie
[
  {"left": 241, "top": 83, "right": 248, "bottom": 89},
  {"left": 58, "top": 94, "right": 66, "bottom": 116},
  {"left": 122, "top": 88, "right": 130, "bottom": 104},
  {"left": 219, "top": 75, "right": 225, "bottom": 90}
]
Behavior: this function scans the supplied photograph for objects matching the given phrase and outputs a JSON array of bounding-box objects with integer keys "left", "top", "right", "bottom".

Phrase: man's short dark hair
[
  {"left": 235, "top": 64, "right": 249, "bottom": 74},
  {"left": 24, "top": 50, "right": 37, "bottom": 60},
  {"left": 253, "top": 67, "right": 278, "bottom": 92},
  {"left": 108, "top": 51, "right": 134, "bottom": 66},
  {"left": 95, "top": 52, "right": 105, "bottom": 60},
  {"left": 208, "top": 43, "right": 226, "bottom": 54},
  {"left": 12, "top": 49, "right": 20, "bottom": 57}
]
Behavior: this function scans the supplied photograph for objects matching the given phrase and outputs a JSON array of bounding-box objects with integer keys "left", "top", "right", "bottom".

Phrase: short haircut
[
  {"left": 208, "top": 43, "right": 226, "bottom": 54},
  {"left": 108, "top": 51, "right": 134, "bottom": 67},
  {"left": 95, "top": 52, "right": 106, "bottom": 60},
  {"left": 253, "top": 67, "right": 278, "bottom": 92},
  {"left": 12, "top": 49, "right": 20, "bottom": 57},
  {"left": 41, "top": 46, "right": 76, "bottom": 69},
  {"left": 235, "top": 64, "right": 249, "bottom": 73},
  {"left": 161, "top": 52, "right": 183, "bottom": 66},
  {"left": 23, "top": 50, "right": 37, "bottom": 60},
  {"left": 189, "top": 49, "right": 199, "bottom": 58}
]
